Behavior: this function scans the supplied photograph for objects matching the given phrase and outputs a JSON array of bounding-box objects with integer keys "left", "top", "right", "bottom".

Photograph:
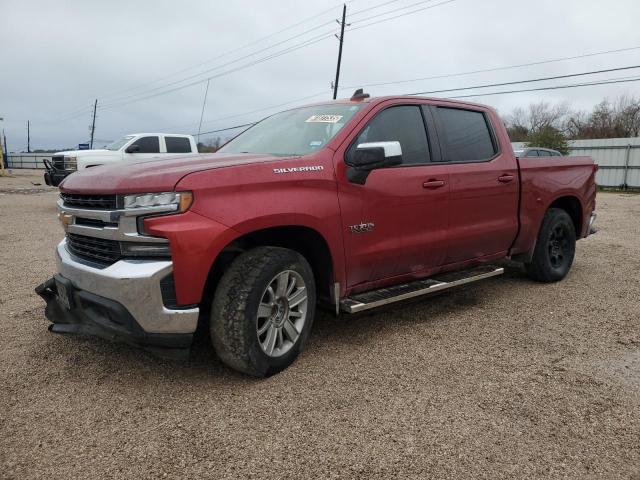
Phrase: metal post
[
  {"left": 197, "top": 79, "right": 210, "bottom": 147},
  {"left": 90, "top": 99, "right": 98, "bottom": 149},
  {"left": 333, "top": 4, "right": 347, "bottom": 100},
  {"left": 622, "top": 144, "right": 632, "bottom": 190}
]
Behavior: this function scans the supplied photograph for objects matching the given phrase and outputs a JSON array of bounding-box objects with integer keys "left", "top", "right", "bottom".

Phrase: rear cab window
[
  {"left": 434, "top": 107, "right": 497, "bottom": 162},
  {"left": 165, "top": 136, "right": 192, "bottom": 153}
]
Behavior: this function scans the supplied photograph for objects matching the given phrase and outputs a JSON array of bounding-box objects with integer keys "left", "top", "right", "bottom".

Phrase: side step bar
[{"left": 340, "top": 265, "right": 504, "bottom": 313}]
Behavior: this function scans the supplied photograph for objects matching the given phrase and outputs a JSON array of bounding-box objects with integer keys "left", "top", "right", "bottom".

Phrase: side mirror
[
  {"left": 125, "top": 144, "right": 140, "bottom": 154},
  {"left": 345, "top": 141, "right": 402, "bottom": 184},
  {"left": 346, "top": 141, "right": 402, "bottom": 170}
]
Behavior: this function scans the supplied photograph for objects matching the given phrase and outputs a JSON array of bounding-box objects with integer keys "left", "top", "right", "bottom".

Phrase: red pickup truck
[{"left": 36, "top": 91, "right": 597, "bottom": 376}]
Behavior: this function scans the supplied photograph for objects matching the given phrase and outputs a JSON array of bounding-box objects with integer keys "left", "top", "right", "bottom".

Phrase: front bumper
[
  {"left": 43, "top": 169, "right": 72, "bottom": 187},
  {"left": 35, "top": 240, "right": 199, "bottom": 358}
]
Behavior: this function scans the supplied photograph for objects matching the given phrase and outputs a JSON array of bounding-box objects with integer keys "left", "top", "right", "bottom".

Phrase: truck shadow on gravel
[{"left": 30, "top": 272, "right": 524, "bottom": 381}]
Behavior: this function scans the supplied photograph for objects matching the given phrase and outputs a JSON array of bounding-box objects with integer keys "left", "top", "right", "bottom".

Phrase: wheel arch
[
  {"left": 200, "top": 225, "right": 336, "bottom": 318},
  {"left": 547, "top": 195, "right": 583, "bottom": 236}
]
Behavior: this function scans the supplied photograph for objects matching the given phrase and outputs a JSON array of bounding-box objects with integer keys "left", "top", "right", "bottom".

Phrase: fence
[
  {"left": 512, "top": 137, "right": 640, "bottom": 188},
  {"left": 4, "top": 154, "right": 49, "bottom": 169},
  {"left": 6, "top": 137, "right": 640, "bottom": 188}
]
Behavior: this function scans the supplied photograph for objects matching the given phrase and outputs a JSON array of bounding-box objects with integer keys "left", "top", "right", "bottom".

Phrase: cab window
[
  {"left": 435, "top": 107, "right": 497, "bottom": 162},
  {"left": 350, "top": 105, "right": 430, "bottom": 165},
  {"left": 130, "top": 136, "right": 160, "bottom": 153},
  {"left": 165, "top": 136, "right": 192, "bottom": 153}
]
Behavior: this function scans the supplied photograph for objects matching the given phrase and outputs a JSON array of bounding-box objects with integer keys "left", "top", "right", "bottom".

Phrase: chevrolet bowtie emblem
[{"left": 58, "top": 212, "right": 73, "bottom": 226}]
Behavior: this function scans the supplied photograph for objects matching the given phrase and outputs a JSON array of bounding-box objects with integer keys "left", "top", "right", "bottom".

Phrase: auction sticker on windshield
[{"left": 306, "top": 115, "right": 343, "bottom": 123}]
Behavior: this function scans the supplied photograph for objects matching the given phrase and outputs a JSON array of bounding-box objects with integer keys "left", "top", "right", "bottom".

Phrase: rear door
[
  {"left": 430, "top": 104, "right": 519, "bottom": 264},
  {"left": 334, "top": 102, "right": 450, "bottom": 287},
  {"left": 164, "top": 136, "right": 194, "bottom": 156}
]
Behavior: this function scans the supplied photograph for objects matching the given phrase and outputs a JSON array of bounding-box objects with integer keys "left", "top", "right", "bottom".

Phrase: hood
[
  {"left": 59, "top": 153, "right": 289, "bottom": 194},
  {"left": 54, "top": 149, "right": 111, "bottom": 156}
]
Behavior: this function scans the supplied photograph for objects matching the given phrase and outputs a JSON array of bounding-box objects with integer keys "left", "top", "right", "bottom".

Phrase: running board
[{"left": 340, "top": 265, "right": 504, "bottom": 313}]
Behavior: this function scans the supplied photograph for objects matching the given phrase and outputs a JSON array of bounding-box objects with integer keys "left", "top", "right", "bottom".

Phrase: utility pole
[
  {"left": 197, "top": 79, "right": 210, "bottom": 148},
  {"left": 332, "top": 4, "right": 347, "bottom": 100},
  {"left": 90, "top": 99, "right": 98, "bottom": 149},
  {"left": 332, "top": 5, "right": 347, "bottom": 100},
  {"left": 27, "top": 120, "right": 30, "bottom": 153}
]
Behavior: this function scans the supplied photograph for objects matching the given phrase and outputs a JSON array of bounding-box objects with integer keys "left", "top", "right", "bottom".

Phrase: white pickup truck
[{"left": 44, "top": 133, "right": 199, "bottom": 186}]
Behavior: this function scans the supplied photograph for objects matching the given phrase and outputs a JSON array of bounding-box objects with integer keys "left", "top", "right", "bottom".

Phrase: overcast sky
[{"left": 2, "top": 0, "right": 640, "bottom": 151}]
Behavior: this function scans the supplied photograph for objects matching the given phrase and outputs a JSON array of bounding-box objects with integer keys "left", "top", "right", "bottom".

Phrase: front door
[
  {"left": 334, "top": 103, "right": 450, "bottom": 288},
  {"left": 125, "top": 136, "right": 162, "bottom": 161}
]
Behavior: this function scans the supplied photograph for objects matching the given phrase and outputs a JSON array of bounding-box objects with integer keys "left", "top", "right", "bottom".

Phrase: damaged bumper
[{"left": 35, "top": 240, "right": 199, "bottom": 359}]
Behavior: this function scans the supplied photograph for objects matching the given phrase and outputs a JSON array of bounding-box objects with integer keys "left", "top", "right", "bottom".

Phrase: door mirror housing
[
  {"left": 346, "top": 141, "right": 402, "bottom": 170},
  {"left": 345, "top": 141, "right": 402, "bottom": 184},
  {"left": 125, "top": 144, "right": 140, "bottom": 154}
]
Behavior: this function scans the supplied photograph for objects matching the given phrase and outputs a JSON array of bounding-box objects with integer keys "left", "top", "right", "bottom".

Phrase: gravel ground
[{"left": 1, "top": 170, "right": 639, "bottom": 479}]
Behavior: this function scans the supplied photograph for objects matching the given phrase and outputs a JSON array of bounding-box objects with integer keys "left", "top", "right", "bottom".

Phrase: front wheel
[
  {"left": 526, "top": 208, "right": 576, "bottom": 282},
  {"left": 210, "top": 246, "right": 316, "bottom": 377}
]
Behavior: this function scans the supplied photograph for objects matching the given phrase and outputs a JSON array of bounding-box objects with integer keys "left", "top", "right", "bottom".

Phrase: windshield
[
  {"left": 218, "top": 104, "right": 363, "bottom": 156},
  {"left": 105, "top": 135, "right": 135, "bottom": 151}
]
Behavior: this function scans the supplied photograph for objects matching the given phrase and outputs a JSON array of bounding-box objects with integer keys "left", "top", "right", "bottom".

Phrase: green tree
[{"left": 525, "top": 126, "right": 570, "bottom": 155}]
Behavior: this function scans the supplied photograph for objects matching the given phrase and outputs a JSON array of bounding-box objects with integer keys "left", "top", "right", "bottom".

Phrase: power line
[
  {"left": 197, "top": 122, "right": 257, "bottom": 136},
  {"left": 341, "top": 45, "right": 640, "bottom": 90},
  {"left": 195, "top": 75, "right": 640, "bottom": 137},
  {"left": 45, "top": 0, "right": 461, "bottom": 119},
  {"left": 350, "top": 0, "right": 444, "bottom": 24},
  {"left": 163, "top": 89, "right": 329, "bottom": 132},
  {"left": 53, "top": 1, "right": 360, "bottom": 118},
  {"left": 99, "top": 0, "right": 404, "bottom": 105},
  {"left": 347, "top": 0, "right": 457, "bottom": 31},
  {"left": 191, "top": 65, "right": 640, "bottom": 134},
  {"left": 448, "top": 76, "right": 640, "bottom": 99},
  {"left": 405, "top": 65, "right": 640, "bottom": 96},
  {"left": 97, "top": 0, "right": 457, "bottom": 109},
  {"left": 99, "top": 30, "right": 337, "bottom": 110},
  {"left": 197, "top": 80, "right": 211, "bottom": 144}
]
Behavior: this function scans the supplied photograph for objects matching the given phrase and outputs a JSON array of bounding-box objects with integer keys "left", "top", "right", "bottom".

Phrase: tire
[
  {"left": 210, "top": 246, "right": 316, "bottom": 377},
  {"left": 525, "top": 208, "right": 576, "bottom": 283}
]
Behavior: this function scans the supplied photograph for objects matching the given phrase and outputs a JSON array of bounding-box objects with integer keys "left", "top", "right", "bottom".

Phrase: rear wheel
[
  {"left": 210, "top": 246, "right": 316, "bottom": 377},
  {"left": 526, "top": 208, "right": 576, "bottom": 282}
]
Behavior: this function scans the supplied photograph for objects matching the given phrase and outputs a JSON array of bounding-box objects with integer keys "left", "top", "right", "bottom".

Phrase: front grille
[
  {"left": 67, "top": 233, "right": 122, "bottom": 264},
  {"left": 61, "top": 193, "right": 118, "bottom": 210},
  {"left": 75, "top": 217, "right": 118, "bottom": 228},
  {"left": 52, "top": 155, "right": 65, "bottom": 169}
]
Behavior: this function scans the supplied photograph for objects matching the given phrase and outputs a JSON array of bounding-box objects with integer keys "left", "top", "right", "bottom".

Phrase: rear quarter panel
[{"left": 511, "top": 155, "right": 596, "bottom": 255}]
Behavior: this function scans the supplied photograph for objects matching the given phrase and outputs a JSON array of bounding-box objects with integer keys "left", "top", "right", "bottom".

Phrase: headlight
[
  {"left": 64, "top": 155, "right": 77, "bottom": 170},
  {"left": 123, "top": 191, "right": 193, "bottom": 213}
]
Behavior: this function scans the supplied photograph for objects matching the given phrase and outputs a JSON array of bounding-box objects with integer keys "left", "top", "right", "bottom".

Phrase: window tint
[
  {"left": 436, "top": 107, "right": 496, "bottom": 162},
  {"left": 130, "top": 136, "right": 160, "bottom": 153},
  {"left": 165, "top": 136, "right": 192, "bottom": 153},
  {"left": 526, "top": 149, "right": 539, "bottom": 157},
  {"left": 351, "top": 105, "right": 430, "bottom": 165}
]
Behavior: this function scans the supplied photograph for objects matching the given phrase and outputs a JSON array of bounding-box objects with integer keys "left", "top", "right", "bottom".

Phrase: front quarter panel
[{"left": 170, "top": 150, "right": 345, "bottom": 303}]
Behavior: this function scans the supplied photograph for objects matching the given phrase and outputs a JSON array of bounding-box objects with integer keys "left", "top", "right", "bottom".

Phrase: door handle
[
  {"left": 423, "top": 179, "right": 445, "bottom": 189},
  {"left": 498, "top": 174, "right": 515, "bottom": 183}
]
